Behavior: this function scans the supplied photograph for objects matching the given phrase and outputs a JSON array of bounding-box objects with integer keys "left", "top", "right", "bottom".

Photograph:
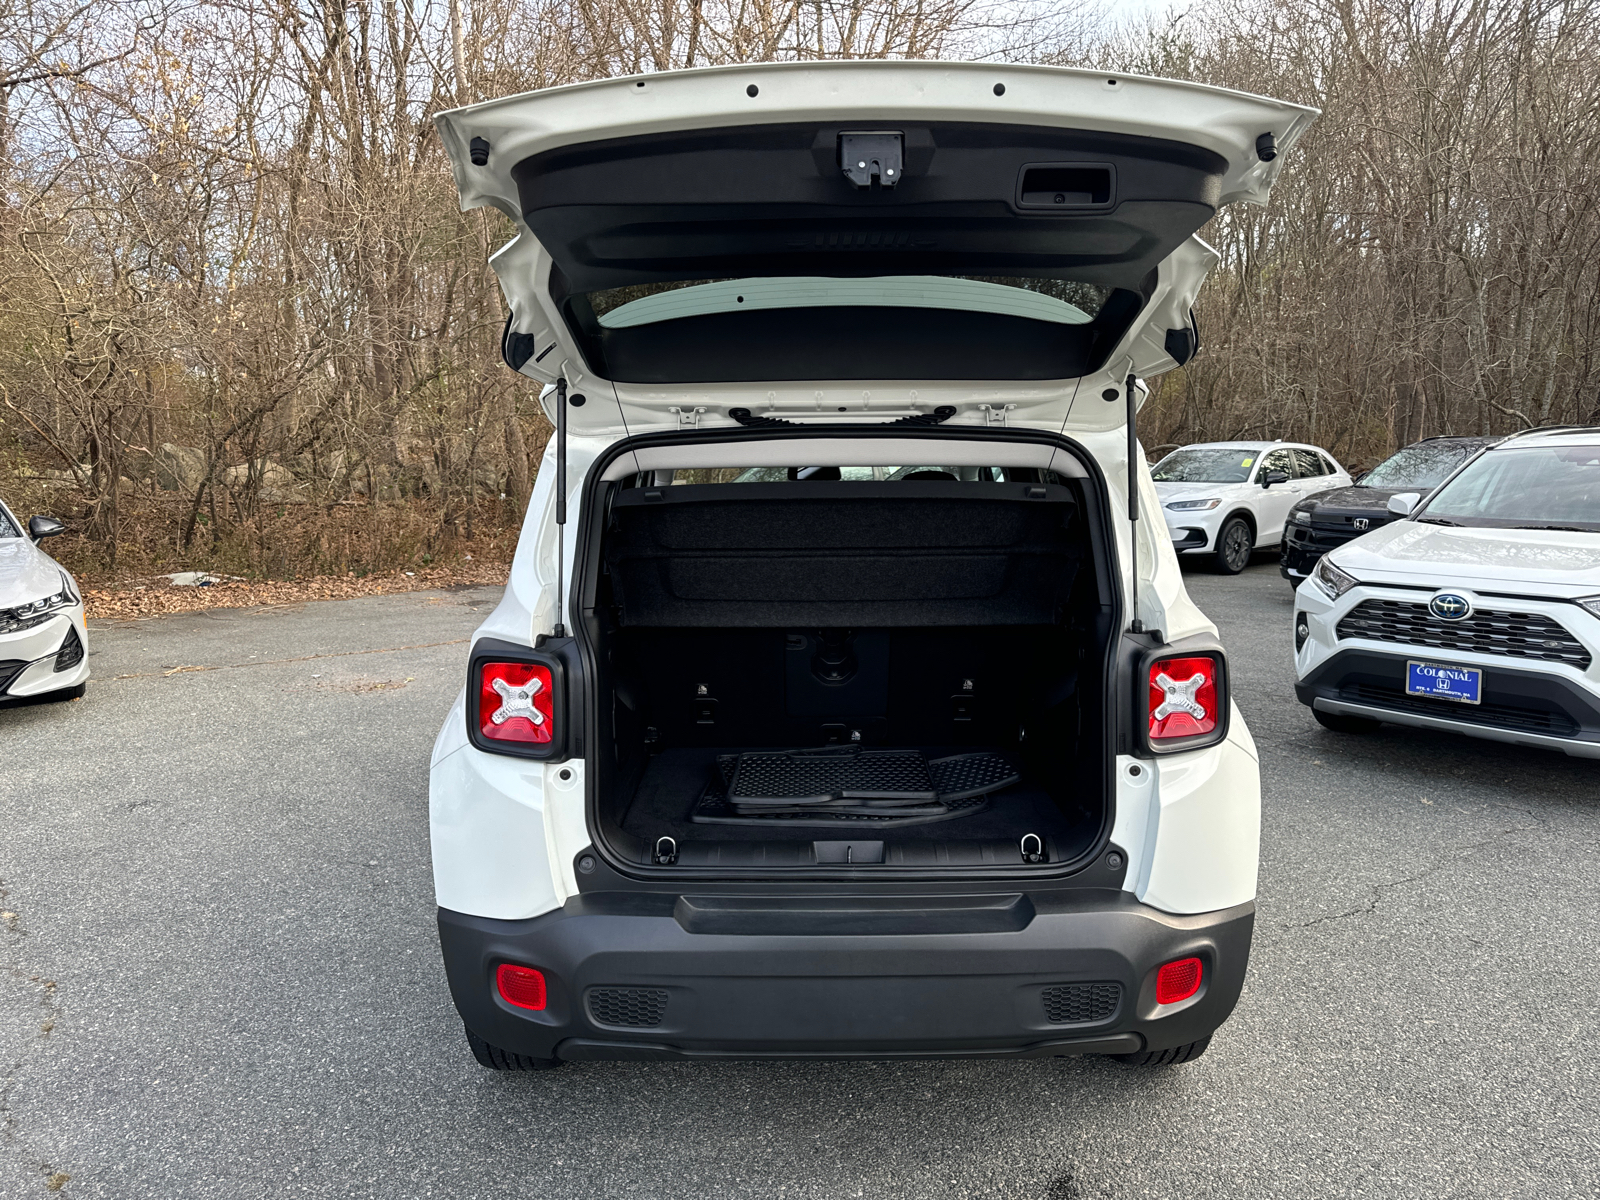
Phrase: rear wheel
[
  {"left": 1115, "top": 1035, "right": 1211, "bottom": 1066},
  {"left": 1212, "top": 517, "right": 1254, "bottom": 574},
  {"left": 464, "top": 1026, "right": 563, "bottom": 1072},
  {"left": 1313, "top": 709, "right": 1382, "bottom": 734}
]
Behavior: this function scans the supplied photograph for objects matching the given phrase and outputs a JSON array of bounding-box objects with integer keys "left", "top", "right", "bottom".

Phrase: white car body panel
[
  {"left": 0, "top": 501, "right": 88, "bottom": 700},
  {"left": 430, "top": 428, "right": 1260, "bottom": 919},
  {"left": 435, "top": 62, "right": 1316, "bottom": 437},
  {"left": 428, "top": 61, "right": 1304, "bottom": 923}
]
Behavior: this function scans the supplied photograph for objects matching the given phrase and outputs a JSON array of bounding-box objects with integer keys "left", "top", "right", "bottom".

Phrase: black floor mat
[
  {"left": 692, "top": 748, "right": 1018, "bottom": 828},
  {"left": 620, "top": 747, "right": 1094, "bottom": 854}
]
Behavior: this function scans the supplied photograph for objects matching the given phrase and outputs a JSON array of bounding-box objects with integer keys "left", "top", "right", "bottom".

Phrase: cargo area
[{"left": 581, "top": 470, "right": 1119, "bottom": 873}]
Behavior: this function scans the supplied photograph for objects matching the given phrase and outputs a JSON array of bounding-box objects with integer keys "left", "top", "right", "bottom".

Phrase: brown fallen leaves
[{"left": 85, "top": 563, "right": 508, "bottom": 621}]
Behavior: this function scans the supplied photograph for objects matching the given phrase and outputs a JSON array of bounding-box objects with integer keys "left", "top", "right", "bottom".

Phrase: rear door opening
[{"left": 578, "top": 447, "right": 1120, "bottom": 877}]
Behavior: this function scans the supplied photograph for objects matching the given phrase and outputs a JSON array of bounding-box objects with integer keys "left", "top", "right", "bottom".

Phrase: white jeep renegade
[{"left": 427, "top": 62, "right": 1314, "bottom": 1069}]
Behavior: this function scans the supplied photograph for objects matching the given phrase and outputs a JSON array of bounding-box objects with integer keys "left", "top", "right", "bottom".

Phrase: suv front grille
[
  {"left": 1041, "top": 983, "right": 1121, "bottom": 1025},
  {"left": 1336, "top": 599, "right": 1591, "bottom": 667},
  {"left": 1337, "top": 683, "right": 1580, "bottom": 736},
  {"left": 588, "top": 987, "right": 669, "bottom": 1028}
]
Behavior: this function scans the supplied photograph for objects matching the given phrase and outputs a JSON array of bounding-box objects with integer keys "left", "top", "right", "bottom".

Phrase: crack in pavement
[
  {"left": 1286, "top": 819, "right": 1543, "bottom": 929},
  {"left": 103, "top": 638, "right": 469, "bottom": 683},
  {"left": 0, "top": 877, "right": 67, "bottom": 1192}
]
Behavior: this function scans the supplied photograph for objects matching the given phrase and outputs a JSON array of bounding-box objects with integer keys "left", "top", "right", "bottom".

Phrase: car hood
[
  {"left": 0, "top": 539, "right": 65, "bottom": 607},
  {"left": 436, "top": 62, "right": 1317, "bottom": 437},
  {"left": 1153, "top": 481, "right": 1250, "bottom": 502},
  {"left": 1330, "top": 521, "right": 1600, "bottom": 595},
  {"left": 1294, "top": 485, "right": 1415, "bottom": 521}
]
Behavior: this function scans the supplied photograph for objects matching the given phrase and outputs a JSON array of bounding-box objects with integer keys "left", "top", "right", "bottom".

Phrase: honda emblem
[{"left": 1352, "top": 518, "right": 1370, "bottom": 531}]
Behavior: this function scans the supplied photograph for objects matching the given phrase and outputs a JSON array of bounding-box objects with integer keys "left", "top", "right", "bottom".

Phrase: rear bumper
[{"left": 439, "top": 892, "right": 1254, "bottom": 1061}]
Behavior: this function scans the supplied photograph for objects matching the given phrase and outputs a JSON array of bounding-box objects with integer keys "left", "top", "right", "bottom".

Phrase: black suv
[{"left": 1280, "top": 435, "right": 1501, "bottom": 587}]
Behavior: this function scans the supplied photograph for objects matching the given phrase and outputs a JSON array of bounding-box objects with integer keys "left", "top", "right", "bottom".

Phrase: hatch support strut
[
  {"left": 1126, "top": 373, "right": 1146, "bottom": 635},
  {"left": 553, "top": 377, "right": 568, "bottom": 639}
]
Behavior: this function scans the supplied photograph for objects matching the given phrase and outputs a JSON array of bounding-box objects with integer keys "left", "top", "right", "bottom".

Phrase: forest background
[{"left": 3, "top": 0, "right": 1597, "bottom": 582}]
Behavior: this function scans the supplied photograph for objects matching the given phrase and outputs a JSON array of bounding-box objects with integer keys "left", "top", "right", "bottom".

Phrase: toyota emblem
[
  {"left": 1429, "top": 593, "right": 1473, "bottom": 621},
  {"left": 1352, "top": 518, "right": 1370, "bottom": 531}
]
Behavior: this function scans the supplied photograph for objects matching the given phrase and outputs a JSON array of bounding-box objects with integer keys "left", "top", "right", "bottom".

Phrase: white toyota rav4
[
  {"left": 1295, "top": 427, "right": 1600, "bottom": 757},
  {"left": 428, "top": 62, "right": 1315, "bottom": 1070}
]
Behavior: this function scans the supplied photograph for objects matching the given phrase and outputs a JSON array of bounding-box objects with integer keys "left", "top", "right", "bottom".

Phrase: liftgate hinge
[
  {"left": 979, "top": 403, "right": 1015, "bottom": 426},
  {"left": 669, "top": 406, "right": 706, "bottom": 429},
  {"left": 840, "top": 132, "right": 903, "bottom": 189}
]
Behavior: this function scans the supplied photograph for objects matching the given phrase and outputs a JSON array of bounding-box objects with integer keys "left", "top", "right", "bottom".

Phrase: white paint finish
[
  {"left": 1133, "top": 713, "right": 1262, "bottom": 914},
  {"left": 437, "top": 61, "right": 1317, "bottom": 221},
  {"left": 429, "top": 741, "right": 561, "bottom": 920},
  {"left": 432, "top": 62, "right": 1315, "bottom": 430}
]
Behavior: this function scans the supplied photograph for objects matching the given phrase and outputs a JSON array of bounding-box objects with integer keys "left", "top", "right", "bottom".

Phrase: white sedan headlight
[
  {"left": 1165, "top": 498, "right": 1222, "bottom": 511},
  {"left": 0, "top": 572, "right": 78, "bottom": 635},
  {"left": 1312, "top": 557, "right": 1359, "bottom": 601}
]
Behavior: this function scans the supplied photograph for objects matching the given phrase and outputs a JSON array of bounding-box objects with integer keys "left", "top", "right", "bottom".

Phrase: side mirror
[
  {"left": 1387, "top": 492, "right": 1421, "bottom": 517},
  {"left": 28, "top": 515, "right": 66, "bottom": 543},
  {"left": 1262, "top": 469, "right": 1290, "bottom": 488}
]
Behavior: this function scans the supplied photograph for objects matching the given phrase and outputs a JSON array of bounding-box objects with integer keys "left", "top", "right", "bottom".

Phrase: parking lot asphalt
[{"left": 1, "top": 562, "right": 1597, "bottom": 1199}]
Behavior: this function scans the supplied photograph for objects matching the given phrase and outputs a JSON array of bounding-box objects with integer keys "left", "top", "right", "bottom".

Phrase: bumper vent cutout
[
  {"left": 588, "top": 987, "right": 669, "bottom": 1028},
  {"left": 1041, "top": 983, "right": 1122, "bottom": 1025},
  {"left": 54, "top": 626, "right": 84, "bottom": 672}
]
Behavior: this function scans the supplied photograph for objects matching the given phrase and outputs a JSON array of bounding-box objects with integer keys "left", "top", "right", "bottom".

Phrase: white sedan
[
  {"left": 0, "top": 499, "right": 88, "bottom": 702},
  {"left": 1153, "top": 441, "right": 1353, "bottom": 574}
]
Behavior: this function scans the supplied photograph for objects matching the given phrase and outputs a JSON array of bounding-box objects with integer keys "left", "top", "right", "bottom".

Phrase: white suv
[
  {"left": 1295, "top": 427, "right": 1600, "bottom": 757},
  {"left": 1152, "top": 441, "right": 1352, "bottom": 573},
  {"left": 428, "top": 62, "right": 1315, "bottom": 1070}
]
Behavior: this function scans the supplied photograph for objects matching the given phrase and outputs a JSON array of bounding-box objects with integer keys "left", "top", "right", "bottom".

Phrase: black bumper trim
[
  {"left": 1296, "top": 648, "right": 1600, "bottom": 745},
  {"left": 553, "top": 1033, "right": 1143, "bottom": 1061},
  {"left": 439, "top": 893, "right": 1254, "bottom": 1062}
]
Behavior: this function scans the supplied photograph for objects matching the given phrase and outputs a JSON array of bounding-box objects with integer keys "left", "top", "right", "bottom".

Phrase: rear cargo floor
[{"left": 619, "top": 746, "right": 1098, "bottom": 862}]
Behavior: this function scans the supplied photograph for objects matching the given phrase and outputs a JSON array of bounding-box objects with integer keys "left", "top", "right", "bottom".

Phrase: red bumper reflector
[
  {"left": 1155, "top": 957, "right": 1202, "bottom": 1005},
  {"left": 496, "top": 963, "right": 548, "bottom": 1010},
  {"left": 1148, "top": 656, "right": 1219, "bottom": 740}
]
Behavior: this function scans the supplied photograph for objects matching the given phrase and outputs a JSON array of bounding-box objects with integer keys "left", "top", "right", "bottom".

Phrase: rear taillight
[
  {"left": 1155, "top": 957, "right": 1202, "bottom": 1005},
  {"left": 496, "top": 963, "right": 548, "bottom": 1010},
  {"left": 479, "top": 661, "right": 554, "bottom": 745},
  {"left": 1147, "top": 655, "right": 1220, "bottom": 743}
]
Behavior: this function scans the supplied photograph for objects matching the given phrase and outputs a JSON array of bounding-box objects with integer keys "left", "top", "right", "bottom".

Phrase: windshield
[
  {"left": 0, "top": 505, "right": 18, "bottom": 539},
  {"left": 588, "top": 276, "right": 1111, "bottom": 329},
  {"left": 1420, "top": 445, "right": 1600, "bottom": 531},
  {"left": 1362, "top": 441, "right": 1485, "bottom": 490},
  {"left": 1151, "top": 448, "right": 1259, "bottom": 484}
]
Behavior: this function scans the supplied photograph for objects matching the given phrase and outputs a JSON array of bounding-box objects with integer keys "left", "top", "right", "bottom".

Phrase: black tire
[
  {"left": 1212, "top": 517, "right": 1254, "bottom": 574},
  {"left": 464, "top": 1026, "right": 563, "bottom": 1072},
  {"left": 1115, "top": 1035, "right": 1211, "bottom": 1066},
  {"left": 1313, "top": 709, "right": 1383, "bottom": 734}
]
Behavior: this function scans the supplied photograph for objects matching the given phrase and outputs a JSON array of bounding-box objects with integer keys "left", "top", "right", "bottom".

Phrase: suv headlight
[
  {"left": 1165, "top": 498, "right": 1221, "bottom": 511},
  {"left": 1576, "top": 596, "right": 1600, "bottom": 620},
  {"left": 1292, "top": 510, "right": 1311, "bottom": 525},
  {"left": 0, "top": 572, "right": 78, "bottom": 635},
  {"left": 1312, "top": 557, "right": 1359, "bottom": 601}
]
